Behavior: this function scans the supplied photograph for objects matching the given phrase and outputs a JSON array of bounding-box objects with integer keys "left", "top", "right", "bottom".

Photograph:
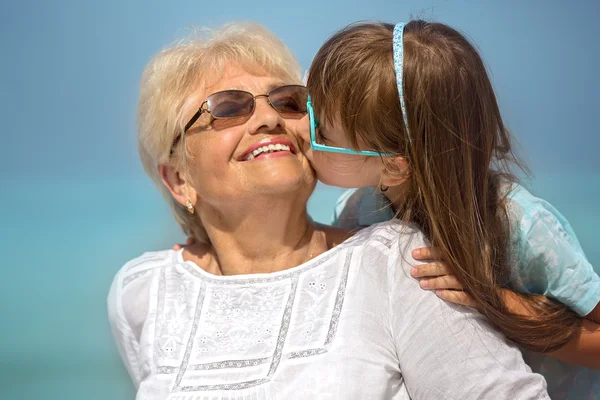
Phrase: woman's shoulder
[
  {"left": 109, "top": 249, "right": 177, "bottom": 312},
  {"left": 335, "top": 219, "right": 426, "bottom": 254},
  {"left": 108, "top": 249, "right": 177, "bottom": 339},
  {"left": 112, "top": 249, "right": 176, "bottom": 285}
]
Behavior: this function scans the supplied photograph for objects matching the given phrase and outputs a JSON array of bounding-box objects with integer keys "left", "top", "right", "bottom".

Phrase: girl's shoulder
[
  {"left": 503, "top": 182, "right": 546, "bottom": 215},
  {"left": 501, "top": 181, "right": 580, "bottom": 243},
  {"left": 332, "top": 187, "right": 394, "bottom": 229},
  {"left": 500, "top": 181, "right": 599, "bottom": 316}
]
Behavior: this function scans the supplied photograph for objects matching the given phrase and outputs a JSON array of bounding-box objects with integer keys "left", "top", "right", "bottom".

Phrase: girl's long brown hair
[{"left": 307, "top": 20, "right": 580, "bottom": 352}]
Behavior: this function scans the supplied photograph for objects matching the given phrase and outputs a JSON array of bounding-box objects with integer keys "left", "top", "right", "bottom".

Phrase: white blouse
[{"left": 108, "top": 220, "right": 549, "bottom": 399}]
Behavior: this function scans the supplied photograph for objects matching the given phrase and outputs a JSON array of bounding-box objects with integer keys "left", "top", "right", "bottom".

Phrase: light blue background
[{"left": 0, "top": 1, "right": 598, "bottom": 399}]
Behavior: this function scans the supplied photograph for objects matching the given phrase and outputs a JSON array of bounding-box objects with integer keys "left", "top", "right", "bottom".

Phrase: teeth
[{"left": 244, "top": 143, "right": 292, "bottom": 161}]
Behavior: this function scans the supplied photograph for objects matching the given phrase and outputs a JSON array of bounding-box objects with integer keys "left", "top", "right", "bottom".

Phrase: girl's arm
[
  {"left": 501, "top": 289, "right": 600, "bottom": 370},
  {"left": 588, "top": 303, "right": 600, "bottom": 322}
]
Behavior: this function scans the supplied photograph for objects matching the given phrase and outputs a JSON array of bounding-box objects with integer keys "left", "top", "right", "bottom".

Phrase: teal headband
[{"left": 393, "top": 22, "right": 410, "bottom": 140}]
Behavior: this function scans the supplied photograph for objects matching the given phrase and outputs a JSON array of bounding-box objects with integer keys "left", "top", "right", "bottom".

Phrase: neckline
[
  {"left": 174, "top": 220, "right": 403, "bottom": 284},
  {"left": 174, "top": 235, "right": 348, "bottom": 284}
]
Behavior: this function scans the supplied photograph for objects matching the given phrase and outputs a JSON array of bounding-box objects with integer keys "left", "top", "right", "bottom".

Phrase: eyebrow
[
  {"left": 266, "top": 82, "right": 287, "bottom": 92},
  {"left": 229, "top": 81, "right": 287, "bottom": 93}
]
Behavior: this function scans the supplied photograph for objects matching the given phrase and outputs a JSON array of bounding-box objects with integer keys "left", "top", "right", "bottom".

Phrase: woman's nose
[{"left": 246, "top": 97, "right": 285, "bottom": 134}]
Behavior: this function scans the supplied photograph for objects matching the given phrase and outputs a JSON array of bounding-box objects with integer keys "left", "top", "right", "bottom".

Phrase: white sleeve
[
  {"left": 387, "top": 232, "right": 550, "bottom": 399},
  {"left": 107, "top": 268, "right": 143, "bottom": 388}
]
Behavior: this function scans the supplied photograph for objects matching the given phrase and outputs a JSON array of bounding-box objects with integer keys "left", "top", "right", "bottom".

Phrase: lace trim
[
  {"left": 155, "top": 247, "right": 357, "bottom": 392},
  {"left": 125, "top": 252, "right": 167, "bottom": 272},
  {"left": 172, "top": 278, "right": 299, "bottom": 392},
  {"left": 180, "top": 378, "right": 270, "bottom": 392},
  {"left": 157, "top": 357, "right": 271, "bottom": 374},
  {"left": 288, "top": 348, "right": 327, "bottom": 359},
  {"left": 325, "top": 250, "right": 352, "bottom": 346},
  {"left": 189, "top": 358, "right": 271, "bottom": 370},
  {"left": 288, "top": 250, "right": 353, "bottom": 358},
  {"left": 266, "top": 278, "right": 298, "bottom": 377},
  {"left": 153, "top": 268, "right": 167, "bottom": 369},
  {"left": 157, "top": 366, "right": 176, "bottom": 374},
  {"left": 123, "top": 268, "right": 153, "bottom": 287},
  {"left": 172, "top": 281, "right": 207, "bottom": 390}
]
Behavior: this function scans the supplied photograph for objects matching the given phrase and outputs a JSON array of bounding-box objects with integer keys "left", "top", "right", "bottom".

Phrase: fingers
[
  {"left": 419, "top": 275, "right": 463, "bottom": 290},
  {"left": 410, "top": 256, "right": 476, "bottom": 308},
  {"left": 435, "top": 290, "right": 478, "bottom": 308},
  {"left": 410, "top": 262, "right": 451, "bottom": 278},
  {"left": 412, "top": 246, "right": 443, "bottom": 260}
]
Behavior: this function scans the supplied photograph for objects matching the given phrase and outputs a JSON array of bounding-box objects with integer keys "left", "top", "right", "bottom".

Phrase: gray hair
[{"left": 137, "top": 22, "right": 303, "bottom": 243}]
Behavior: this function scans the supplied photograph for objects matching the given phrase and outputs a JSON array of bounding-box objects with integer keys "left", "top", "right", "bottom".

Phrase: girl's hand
[
  {"left": 172, "top": 237, "right": 196, "bottom": 251},
  {"left": 411, "top": 247, "right": 477, "bottom": 308}
]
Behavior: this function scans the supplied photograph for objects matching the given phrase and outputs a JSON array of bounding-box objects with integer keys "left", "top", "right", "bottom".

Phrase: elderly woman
[{"left": 108, "top": 22, "right": 549, "bottom": 399}]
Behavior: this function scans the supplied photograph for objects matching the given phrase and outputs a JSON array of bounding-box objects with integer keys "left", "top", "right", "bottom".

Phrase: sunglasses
[
  {"left": 307, "top": 95, "right": 395, "bottom": 157},
  {"left": 171, "top": 85, "right": 308, "bottom": 153}
]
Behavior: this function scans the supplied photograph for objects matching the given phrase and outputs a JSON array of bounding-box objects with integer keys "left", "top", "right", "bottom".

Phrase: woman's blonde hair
[
  {"left": 307, "top": 21, "right": 580, "bottom": 353},
  {"left": 137, "top": 22, "right": 303, "bottom": 243}
]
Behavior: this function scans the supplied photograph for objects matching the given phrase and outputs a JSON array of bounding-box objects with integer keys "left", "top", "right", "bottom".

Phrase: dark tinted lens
[
  {"left": 208, "top": 90, "right": 254, "bottom": 118},
  {"left": 269, "top": 85, "right": 308, "bottom": 115}
]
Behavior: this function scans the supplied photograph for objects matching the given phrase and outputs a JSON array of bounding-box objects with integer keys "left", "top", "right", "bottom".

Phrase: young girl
[{"left": 303, "top": 21, "right": 599, "bottom": 399}]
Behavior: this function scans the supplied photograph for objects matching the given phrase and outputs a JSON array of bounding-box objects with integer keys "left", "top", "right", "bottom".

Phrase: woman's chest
[{"left": 136, "top": 258, "right": 399, "bottom": 398}]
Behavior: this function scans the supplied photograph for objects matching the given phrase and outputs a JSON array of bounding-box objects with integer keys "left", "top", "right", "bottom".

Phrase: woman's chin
[
  {"left": 244, "top": 168, "right": 316, "bottom": 197},
  {"left": 242, "top": 157, "right": 314, "bottom": 183}
]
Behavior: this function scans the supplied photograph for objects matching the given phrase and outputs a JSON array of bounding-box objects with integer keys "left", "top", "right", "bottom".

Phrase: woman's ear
[
  {"left": 380, "top": 156, "right": 410, "bottom": 188},
  {"left": 158, "top": 163, "right": 197, "bottom": 208}
]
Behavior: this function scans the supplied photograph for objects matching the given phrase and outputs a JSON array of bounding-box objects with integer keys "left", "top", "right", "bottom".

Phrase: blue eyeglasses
[{"left": 306, "top": 95, "right": 394, "bottom": 157}]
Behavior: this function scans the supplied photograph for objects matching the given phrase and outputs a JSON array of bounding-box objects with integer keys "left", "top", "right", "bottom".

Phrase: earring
[
  {"left": 186, "top": 199, "right": 195, "bottom": 215},
  {"left": 379, "top": 184, "right": 389, "bottom": 193}
]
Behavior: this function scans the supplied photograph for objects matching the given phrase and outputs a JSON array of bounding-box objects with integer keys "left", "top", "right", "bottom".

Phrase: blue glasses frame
[{"left": 306, "top": 95, "right": 394, "bottom": 157}]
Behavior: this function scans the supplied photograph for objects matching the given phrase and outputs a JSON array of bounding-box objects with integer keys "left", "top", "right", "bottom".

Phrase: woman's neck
[{"left": 187, "top": 197, "right": 326, "bottom": 276}]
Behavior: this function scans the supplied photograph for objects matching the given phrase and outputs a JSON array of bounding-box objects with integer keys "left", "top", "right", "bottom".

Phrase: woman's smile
[{"left": 239, "top": 137, "right": 296, "bottom": 161}]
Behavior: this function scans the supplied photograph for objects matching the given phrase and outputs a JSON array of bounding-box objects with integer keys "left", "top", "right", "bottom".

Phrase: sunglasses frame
[
  {"left": 170, "top": 85, "right": 308, "bottom": 155},
  {"left": 185, "top": 84, "right": 307, "bottom": 131},
  {"left": 307, "top": 95, "right": 395, "bottom": 157}
]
